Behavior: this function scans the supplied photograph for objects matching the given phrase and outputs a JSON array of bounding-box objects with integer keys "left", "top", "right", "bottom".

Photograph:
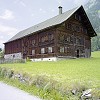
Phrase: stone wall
[{"left": 0, "top": 59, "right": 25, "bottom": 64}]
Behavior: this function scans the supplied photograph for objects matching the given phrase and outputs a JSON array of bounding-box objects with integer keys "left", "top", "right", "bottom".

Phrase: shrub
[
  {"left": 0, "top": 68, "right": 7, "bottom": 77},
  {"left": 6, "top": 70, "right": 14, "bottom": 78},
  {"left": 92, "top": 88, "right": 100, "bottom": 99},
  {"left": 29, "top": 75, "right": 49, "bottom": 88}
]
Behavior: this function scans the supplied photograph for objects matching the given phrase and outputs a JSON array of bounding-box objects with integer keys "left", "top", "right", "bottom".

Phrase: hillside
[
  {"left": 85, "top": 0, "right": 100, "bottom": 33},
  {"left": 85, "top": 0, "right": 100, "bottom": 51}
]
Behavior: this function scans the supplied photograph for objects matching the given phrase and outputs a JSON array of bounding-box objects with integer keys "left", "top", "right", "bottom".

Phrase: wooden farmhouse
[{"left": 4, "top": 6, "right": 97, "bottom": 61}]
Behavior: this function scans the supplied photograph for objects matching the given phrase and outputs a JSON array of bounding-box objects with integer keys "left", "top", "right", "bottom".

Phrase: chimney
[{"left": 58, "top": 6, "right": 62, "bottom": 15}]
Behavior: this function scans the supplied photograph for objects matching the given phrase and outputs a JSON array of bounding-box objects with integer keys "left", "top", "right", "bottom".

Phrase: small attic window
[{"left": 75, "top": 14, "right": 81, "bottom": 21}]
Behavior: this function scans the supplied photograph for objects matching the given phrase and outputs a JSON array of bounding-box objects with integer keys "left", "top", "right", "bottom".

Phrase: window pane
[
  {"left": 48, "top": 47, "right": 52, "bottom": 53},
  {"left": 41, "top": 48, "right": 45, "bottom": 54},
  {"left": 32, "top": 50, "right": 35, "bottom": 55},
  {"left": 60, "top": 47, "right": 64, "bottom": 53},
  {"left": 32, "top": 40, "right": 35, "bottom": 46}
]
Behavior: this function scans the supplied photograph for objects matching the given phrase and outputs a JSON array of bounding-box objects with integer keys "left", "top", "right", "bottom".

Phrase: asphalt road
[{"left": 0, "top": 82, "right": 41, "bottom": 100}]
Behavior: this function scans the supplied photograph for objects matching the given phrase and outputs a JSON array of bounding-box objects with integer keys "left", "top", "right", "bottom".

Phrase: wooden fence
[{"left": 0, "top": 59, "right": 26, "bottom": 64}]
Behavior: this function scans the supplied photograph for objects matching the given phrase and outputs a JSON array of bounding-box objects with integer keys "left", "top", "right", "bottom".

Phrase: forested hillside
[{"left": 85, "top": 0, "right": 100, "bottom": 51}]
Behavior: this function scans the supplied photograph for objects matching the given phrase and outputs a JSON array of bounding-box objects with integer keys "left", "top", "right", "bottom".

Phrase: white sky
[{"left": 0, "top": 0, "right": 89, "bottom": 49}]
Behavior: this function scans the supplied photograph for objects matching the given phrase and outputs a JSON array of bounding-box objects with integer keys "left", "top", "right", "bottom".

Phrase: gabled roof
[{"left": 5, "top": 5, "right": 96, "bottom": 43}]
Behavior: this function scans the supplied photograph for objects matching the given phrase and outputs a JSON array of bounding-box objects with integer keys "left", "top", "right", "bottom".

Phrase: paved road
[{"left": 0, "top": 82, "right": 41, "bottom": 100}]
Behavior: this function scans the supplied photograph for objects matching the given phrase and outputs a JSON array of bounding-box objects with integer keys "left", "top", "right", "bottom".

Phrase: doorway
[{"left": 77, "top": 49, "right": 79, "bottom": 58}]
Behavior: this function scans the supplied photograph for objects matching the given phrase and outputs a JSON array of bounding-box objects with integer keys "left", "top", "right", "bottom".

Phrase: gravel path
[{"left": 0, "top": 82, "right": 41, "bottom": 100}]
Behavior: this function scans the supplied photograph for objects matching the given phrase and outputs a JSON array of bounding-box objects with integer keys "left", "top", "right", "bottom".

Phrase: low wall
[
  {"left": 0, "top": 59, "right": 25, "bottom": 64},
  {"left": 0, "top": 67, "right": 99, "bottom": 100}
]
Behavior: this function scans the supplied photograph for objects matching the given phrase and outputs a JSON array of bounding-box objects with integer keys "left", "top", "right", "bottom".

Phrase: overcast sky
[{"left": 0, "top": 0, "right": 89, "bottom": 49}]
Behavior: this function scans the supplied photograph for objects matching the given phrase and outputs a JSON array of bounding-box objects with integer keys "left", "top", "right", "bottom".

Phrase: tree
[
  {"left": 0, "top": 48, "right": 2, "bottom": 52},
  {"left": 0, "top": 49, "right": 4, "bottom": 59},
  {"left": 91, "top": 34, "right": 100, "bottom": 51}
]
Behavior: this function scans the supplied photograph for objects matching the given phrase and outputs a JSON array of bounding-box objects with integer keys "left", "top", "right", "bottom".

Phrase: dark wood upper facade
[{"left": 4, "top": 6, "right": 96, "bottom": 59}]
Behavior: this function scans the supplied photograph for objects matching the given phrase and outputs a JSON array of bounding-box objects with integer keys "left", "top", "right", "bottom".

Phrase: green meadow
[
  {"left": 1, "top": 51, "right": 100, "bottom": 87},
  {"left": 0, "top": 51, "right": 100, "bottom": 99}
]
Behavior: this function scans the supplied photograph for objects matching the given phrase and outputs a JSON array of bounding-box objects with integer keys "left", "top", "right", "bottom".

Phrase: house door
[{"left": 77, "top": 49, "right": 79, "bottom": 58}]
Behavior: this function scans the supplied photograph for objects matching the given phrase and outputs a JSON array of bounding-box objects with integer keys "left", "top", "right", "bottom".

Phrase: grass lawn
[{"left": 0, "top": 51, "right": 100, "bottom": 89}]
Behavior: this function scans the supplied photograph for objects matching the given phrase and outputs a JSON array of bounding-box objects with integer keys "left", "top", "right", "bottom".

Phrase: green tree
[
  {"left": 91, "top": 34, "right": 100, "bottom": 51},
  {"left": 0, "top": 49, "right": 4, "bottom": 59},
  {"left": 0, "top": 48, "right": 2, "bottom": 52},
  {"left": 85, "top": 0, "right": 100, "bottom": 51}
]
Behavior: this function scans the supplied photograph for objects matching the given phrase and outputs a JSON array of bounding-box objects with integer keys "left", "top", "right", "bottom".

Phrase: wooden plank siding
[{"left": 55, "top": 13, "right": 91, "bottom": 58}]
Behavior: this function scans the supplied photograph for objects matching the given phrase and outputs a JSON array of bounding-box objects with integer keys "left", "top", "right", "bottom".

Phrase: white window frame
[
  {"left": 48, "top": 47, "right": 52, "bottom": 53},
  {"left": 60, "top": 47, "right": 64, "bottom": 53},
  {"left": 41, "top": 48, "right": 45, "bottom": 54},
  {"left": 32, "top": 50, "right": 35, "bottom": 55}
]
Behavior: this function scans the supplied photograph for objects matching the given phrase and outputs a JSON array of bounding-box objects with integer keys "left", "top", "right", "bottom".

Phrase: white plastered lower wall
[
  {"left": 30, "top": 57, "right": 57, "bottom": 62},
  {"left": 4, "top": 52, "right": 22, "bottom": 59}
]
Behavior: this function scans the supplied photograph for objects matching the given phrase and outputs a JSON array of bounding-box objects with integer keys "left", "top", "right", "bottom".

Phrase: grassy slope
[{"left": 0, "top": 51, "right": 100, "bottom": 88}]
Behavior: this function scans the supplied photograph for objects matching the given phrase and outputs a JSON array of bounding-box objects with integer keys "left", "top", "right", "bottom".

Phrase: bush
[
  {"left": 0, "top": 68, "right": 7, "bottom": 77},
  {"left": 6, "top": 70, "right": 14, "bottom": 78}
]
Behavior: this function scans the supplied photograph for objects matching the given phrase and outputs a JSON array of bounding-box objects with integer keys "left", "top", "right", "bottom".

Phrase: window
[
  {"left": 80, "top": 38, "right": 84, "bottom": 45},
  {"left": 72, "top": 24, "right": 76, "bottom": 31},
  {"left": 32, "top": 50, "right": 35, "bottom": 55},
  {"left": 65, "top": 47, "right": 67, "bottom": 53},
  {"left": 41, "top": 48, "right": 45, "bottom": 54},
  {"left": 32, "top": 40, "right": 35, "bottom": 46},
  {"left": 67, "top": 46, "right": 71, "bottom": 54},
  {"left": 41, "top": 37, "right": 45, "bottom": 42},
  {"left": 75, "top": 14, "right": 78, "bottom": 20},
  {"left": 83, "top": 28, "right": 87, "bottom": 34},
  {"left": 79, "top": 15, "right": 81, "bottom": 21},
  {"left": 48, "top": 47, "right": 52, "bottom": 53},
  {"left": 51, "top": 34, "right": 54, "bottom": 40},
  {"left": 67, "top": 23, "right": 72, "bottom": 30},
  {"left": 59, "top": 34, "right": 64, "bottom": 42},
  {"left": 64, "top": 35, "right": 68, "bottom": 43},
  {"left": 70, "top": 36, "right": 73, "bottom": 43},
  {"left": 60, "top": 47, "right": 64, "bottom": 53},
  {"left": 76, "top": 37, "right": 80, "bottom": 45},
  {"left": 75, "top": 14, "right": 81, "bottom": 21},
  {"left": 48, "top": 34, "right": 54, "bottom": 41},
  {"left": 45, "top": 36, "right": 48, "bottom": 42},
  {"left": 76, "top": 37, "right": 84, "bottom": 45},
  {"left": 41, "top": 36, "right": 48, "bottom": 42},
  {"left": 76, "top": 26, "right": 80, "bottom": 32}
]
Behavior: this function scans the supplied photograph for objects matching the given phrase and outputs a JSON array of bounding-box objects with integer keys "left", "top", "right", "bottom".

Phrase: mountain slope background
[{"left": 85, "top": 0, "right": 100, "bottom": 51}]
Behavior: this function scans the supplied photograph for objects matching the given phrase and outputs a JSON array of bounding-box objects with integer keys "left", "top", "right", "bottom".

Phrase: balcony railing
[{"left": 27, "top": 53, "right": 56, "bottom": 59}]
